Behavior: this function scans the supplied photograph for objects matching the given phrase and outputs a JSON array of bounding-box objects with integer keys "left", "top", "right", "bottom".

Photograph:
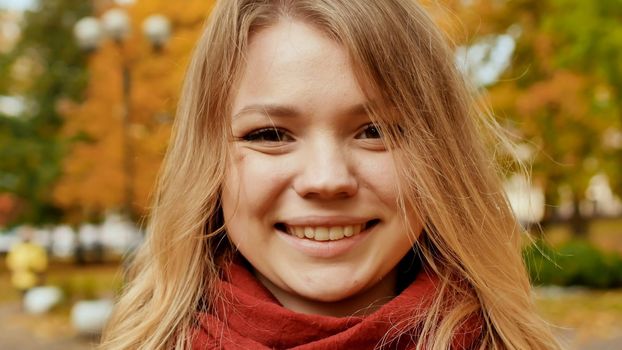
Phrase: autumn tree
[
  {"left": 459, "top": 0, "right": 620, "bottom": 233},
  {"left": 538, "top": 0, "right": 622, "bottom": 197},
  {"left": 0, "top": 0, "right": 91, "bottom": 225},
  {"left": 53, "top": 0, "right": 215, "bottom": 223}
]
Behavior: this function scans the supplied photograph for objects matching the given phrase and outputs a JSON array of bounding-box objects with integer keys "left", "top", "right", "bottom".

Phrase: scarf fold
[{"left": 193, "top": 258, "right": 481, "bottom": 349}]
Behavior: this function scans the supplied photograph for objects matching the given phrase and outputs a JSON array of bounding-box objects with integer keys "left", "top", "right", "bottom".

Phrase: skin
[{"left": 222, "top": 19, "right": 422, "bottom": 317}]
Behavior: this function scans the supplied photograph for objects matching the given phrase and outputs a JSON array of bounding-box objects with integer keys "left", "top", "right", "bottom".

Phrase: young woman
[{"left": 101, "top": 0, "right": 562, "bottom": 349}]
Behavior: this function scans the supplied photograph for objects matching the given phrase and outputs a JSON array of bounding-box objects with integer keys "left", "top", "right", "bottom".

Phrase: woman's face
[{"left": 222, "top": 19, "right": 422, "bottom": 315}]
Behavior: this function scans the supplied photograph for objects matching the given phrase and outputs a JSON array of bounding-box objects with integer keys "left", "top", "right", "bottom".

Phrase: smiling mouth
[{"left": 274, "top": 219, "right": 380, "bottom": 242}]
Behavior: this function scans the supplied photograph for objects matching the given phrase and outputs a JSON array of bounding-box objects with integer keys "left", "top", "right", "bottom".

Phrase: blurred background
[{"left": 0, "top": 0, "right": 620, "bottom": 349}]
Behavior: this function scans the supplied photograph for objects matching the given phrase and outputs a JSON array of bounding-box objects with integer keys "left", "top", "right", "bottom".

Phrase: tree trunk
[{"left": 570, "top": 194, "right": 589, "bottom": 236}]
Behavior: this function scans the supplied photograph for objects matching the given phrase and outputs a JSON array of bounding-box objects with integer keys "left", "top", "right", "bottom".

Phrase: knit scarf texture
[{"left": 193, "top": 257, "right": 481, "bottom": 349}]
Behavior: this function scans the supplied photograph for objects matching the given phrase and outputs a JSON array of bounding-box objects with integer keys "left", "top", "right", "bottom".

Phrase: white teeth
[
  {"left": 286, "top": 224, "right": 368, "bottom": 241},
  {"left": 329, "top": 227, "right": 344, "bottom": 240},
  {"left": 343, "top": 225, "right": 354, "bottom": 237},
  {"left": 304, "top": 227, "right": 314, "bottom": 239},
  {"left": 314, "top": 227, "right": 329, "bottom": 241},
  {"left": 294, "top": 227, "right": 305, "bottom": 238}
]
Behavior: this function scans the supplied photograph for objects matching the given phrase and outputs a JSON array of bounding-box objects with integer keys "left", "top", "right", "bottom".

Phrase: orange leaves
[
  {"left": 0, "top": 193, "right": 20, "bottom": 226},
  {"left": 516, "top": 71, "right": 588, "bottom": 120},
  {"left": 53, "top": 0, "right": 215, "bottom": 221}
]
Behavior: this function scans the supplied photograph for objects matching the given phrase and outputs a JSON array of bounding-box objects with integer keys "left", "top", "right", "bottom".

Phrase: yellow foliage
[
  {"left": 6, "top": 241, "right": 48, "bottom": 290},
  {"left": 516, "top": 71, "right": 588, "bottom": 119},
  {"left": 54, "top": 0, "right": 215, "bottom": 221}
]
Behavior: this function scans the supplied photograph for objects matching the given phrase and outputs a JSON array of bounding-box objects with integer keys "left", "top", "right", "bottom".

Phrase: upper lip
[{"left": 279, "top": 216, "right": 375, "bottom": 227}]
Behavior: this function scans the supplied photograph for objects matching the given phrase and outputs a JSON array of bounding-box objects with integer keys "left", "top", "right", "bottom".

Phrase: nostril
[{"left": 292, "top": 160, "right": 359, "bottom": 200}]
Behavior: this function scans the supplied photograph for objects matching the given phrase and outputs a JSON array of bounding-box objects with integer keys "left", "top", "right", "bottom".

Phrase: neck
[{"left": 256, "top": 268, "right": 398, "bottom": 317}]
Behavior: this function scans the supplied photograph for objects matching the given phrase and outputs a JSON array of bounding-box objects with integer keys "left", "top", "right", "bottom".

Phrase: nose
[{"left": 292, "top": 139, "right": 358, "bottom": 199}]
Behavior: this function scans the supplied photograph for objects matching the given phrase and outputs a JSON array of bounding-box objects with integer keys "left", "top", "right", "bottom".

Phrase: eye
[
  {"left": 356, "top": 123, "right": 383, "bottom": 139},
  {"left": 242, "top": 127, "right": 293, "bottom": 142}
]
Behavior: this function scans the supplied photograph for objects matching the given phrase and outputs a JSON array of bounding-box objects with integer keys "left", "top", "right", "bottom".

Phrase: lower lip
[{"left": 276, "top": 225, "right": 375, "bottom": 259}]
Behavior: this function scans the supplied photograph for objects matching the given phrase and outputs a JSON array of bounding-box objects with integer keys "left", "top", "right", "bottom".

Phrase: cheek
[
  {"left": 221, "top": 153, "right": 243, "bottom": 218},
  {"left": 221, "top": 149, "right": 291, "bottom": 223},
  {"left": 357, "top": 153, "right": 423, "bottom": 236},
  {"left": 222, "top": 152, "right": 258, "bottom": 249},
  {"left": 357, "top": 153, "right": 400, "bottom": 207},
  {"left": 369, "top": 153, "right": 424, "bottom": 233}
]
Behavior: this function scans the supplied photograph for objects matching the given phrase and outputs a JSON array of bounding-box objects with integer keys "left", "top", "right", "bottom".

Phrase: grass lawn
[
  {"left": 0, "top": 260, "right": 122, "bottom": 344},
  {"left": 540, "top": 217, "right": 622, "bottom": 254},
  {"left": 0, "top": 259, "right": 123, "bottom": 304}
]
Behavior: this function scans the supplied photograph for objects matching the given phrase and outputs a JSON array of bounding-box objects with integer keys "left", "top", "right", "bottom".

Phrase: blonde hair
[{"left": 101, "top": 1, "right": 561, "bottom": 349}]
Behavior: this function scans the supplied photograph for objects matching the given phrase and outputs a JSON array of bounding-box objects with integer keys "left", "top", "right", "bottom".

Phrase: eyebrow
[
  {"left": 233, "top": 104, "right": 301, "bottom": 119},
  {"left": 232, "top": 101, "right": 375, "bottom": 120}
]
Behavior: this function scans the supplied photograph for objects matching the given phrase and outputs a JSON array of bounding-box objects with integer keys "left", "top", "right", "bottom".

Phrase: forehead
[
  {"left": 246, "top": 20, "right": 345, "bottom": 72},
  {"left": 231, "top": 19, "right": 371, "bottom": 118}
]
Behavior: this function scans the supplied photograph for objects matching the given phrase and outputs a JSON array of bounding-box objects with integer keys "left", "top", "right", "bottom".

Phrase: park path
[
  {"left": 0, "top": 302, "right": 94, "bottom": 350},
  {"left": 556, "top": 328, "right": 622, "bottom": 350}
]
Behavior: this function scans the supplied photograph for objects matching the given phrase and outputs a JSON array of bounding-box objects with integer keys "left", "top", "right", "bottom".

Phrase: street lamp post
[{"left": 73, "top": 8, "right": 171, "bottom": 220}]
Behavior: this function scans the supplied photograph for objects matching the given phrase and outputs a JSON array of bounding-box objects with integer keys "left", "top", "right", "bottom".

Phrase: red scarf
[{"left": 193, "top": 258, "right": 481, "bottom": 349}]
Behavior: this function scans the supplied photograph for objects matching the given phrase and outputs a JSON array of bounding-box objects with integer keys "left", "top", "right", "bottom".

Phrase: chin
[
  {"left": 299, "top": 287, "right": 359, "bottom": 303},
  {"left": 288, "top": 273, "right": 367, "bottom": 302}
]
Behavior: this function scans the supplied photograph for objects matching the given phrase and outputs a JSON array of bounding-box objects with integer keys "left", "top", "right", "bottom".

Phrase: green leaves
[
  {"left": 0, "top": 0, "right": 91, "bottom": 225},
  {"left": 481, "top": 0, "right": 622, "bottom": 225}
]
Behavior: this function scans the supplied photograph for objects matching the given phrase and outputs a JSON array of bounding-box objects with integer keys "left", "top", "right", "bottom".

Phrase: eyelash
[
  {"left": 240, "top": 123, "right": 383, "bottom": 143},
  {"left": 242, "top": 128, "right": 292, "bottom": 142},
  {"left": 356, "top": 124, "right": 382, "bottom": 139}
]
